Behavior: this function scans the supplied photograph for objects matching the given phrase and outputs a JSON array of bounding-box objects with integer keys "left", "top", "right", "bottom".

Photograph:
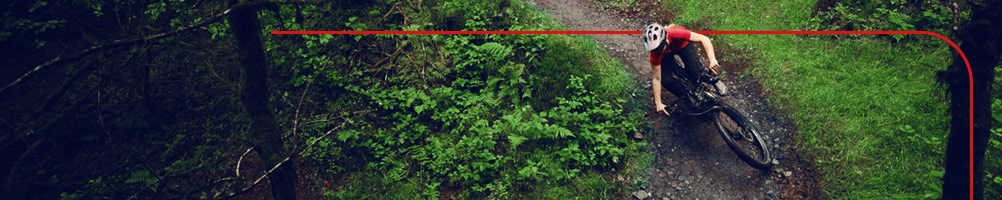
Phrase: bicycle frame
[{"left": 666, "top": 64, "right": 719, "bottom": 115}]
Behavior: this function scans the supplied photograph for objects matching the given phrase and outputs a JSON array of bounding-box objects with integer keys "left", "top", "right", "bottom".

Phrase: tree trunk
[
  {"left": 941, "top": 2, "right": 1001, "bottom": 200},
  {"left": 227, "top": 1, "right": 297, "bottom": 200}
]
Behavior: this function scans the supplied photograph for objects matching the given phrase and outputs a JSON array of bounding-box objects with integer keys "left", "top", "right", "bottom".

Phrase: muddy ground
[{"left": 527, "top": 0, "right": 822, "bottom": 199}]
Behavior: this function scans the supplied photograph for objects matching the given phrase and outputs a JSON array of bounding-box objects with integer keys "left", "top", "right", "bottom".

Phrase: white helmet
[{"left": 642, "top": 23, "right": 666, "bottom": 51}]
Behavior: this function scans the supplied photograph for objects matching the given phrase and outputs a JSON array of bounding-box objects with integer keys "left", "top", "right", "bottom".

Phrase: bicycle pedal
[{"left": 700, "top": 73, "right": 720, "bottom": 84}]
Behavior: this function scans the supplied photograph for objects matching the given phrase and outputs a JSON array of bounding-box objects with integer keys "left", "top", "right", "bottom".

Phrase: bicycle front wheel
[{"left": 713, "top": 103, "right": 773, "bottom": 169}]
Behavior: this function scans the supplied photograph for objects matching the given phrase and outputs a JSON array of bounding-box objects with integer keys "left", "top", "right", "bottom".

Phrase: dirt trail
[{"left": 527, "top": 0, "right": 820, "bottom": 199}]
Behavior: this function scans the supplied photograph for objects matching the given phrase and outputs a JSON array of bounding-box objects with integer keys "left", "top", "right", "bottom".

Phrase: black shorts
[{"left": 660, "top": 43, "right": 705, "bottom": 98}]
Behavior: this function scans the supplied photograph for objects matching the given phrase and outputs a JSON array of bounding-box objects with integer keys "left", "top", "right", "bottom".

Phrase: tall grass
[{"left": 667, "top": 0, "right": 951, "bottom": 198}]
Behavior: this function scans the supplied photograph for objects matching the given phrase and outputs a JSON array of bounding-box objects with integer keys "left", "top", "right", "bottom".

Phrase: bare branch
[
  {"left": 3, "top": 138, "right": 45, "bottom": 188},
  {"left": 0, "top": 8, "right": 234, "bottom": 96},
  {"left": 214, "top": 119, "right": 351, "bottom": 199},
  {"left": 370, "top": 40, "right": 408, "bottom": 70},
  {"left": 290, "top": 81, "right": 312, "bottom": 152},
  {"left": 236, "top": 147, "right": 254, "bottom": 177}
]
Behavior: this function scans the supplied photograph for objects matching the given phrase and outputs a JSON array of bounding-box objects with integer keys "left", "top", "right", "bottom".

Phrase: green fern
[{"left": 476, "top": 42, "right": 512, "bottom": 61}]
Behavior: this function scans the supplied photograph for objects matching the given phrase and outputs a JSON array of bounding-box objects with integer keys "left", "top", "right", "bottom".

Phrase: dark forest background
[{"left": 0, "top": 0, "right": 999, "bottom": 199}]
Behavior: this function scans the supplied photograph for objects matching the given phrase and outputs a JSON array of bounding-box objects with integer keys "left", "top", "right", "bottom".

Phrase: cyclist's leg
[
  {"left": 678, "top": 43, "right": 706, "bottom": 84},
  {"left": 660, "top": 54, "right": 687, "bottom": 98}
]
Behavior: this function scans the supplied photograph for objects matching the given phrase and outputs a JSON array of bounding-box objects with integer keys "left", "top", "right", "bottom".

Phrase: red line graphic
[
  {"left": 272, "top": 29, "right": 974, "bottom": 198},
  {"left": 270, "top": 30, "right": 638, "bottom": 35}
]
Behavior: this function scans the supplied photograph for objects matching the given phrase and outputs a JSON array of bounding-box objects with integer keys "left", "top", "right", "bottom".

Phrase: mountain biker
[{"left": 642, "top": 23, "right": 720, "bottom": 116}]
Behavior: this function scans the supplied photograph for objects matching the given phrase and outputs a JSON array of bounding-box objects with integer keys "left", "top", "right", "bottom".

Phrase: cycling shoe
[
  {"left": 715, "top": 80, "right": 728, "bottom": 96},
  {"left": 700, "top": 73, "right": 720, "bottom": 84}
]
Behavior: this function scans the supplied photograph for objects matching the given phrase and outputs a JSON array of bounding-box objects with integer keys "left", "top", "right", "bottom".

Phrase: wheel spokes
[
  {"left": 719, "top": 112, "right": 743, "bottom": 140},
  {"left": 720, "top": 111, "right": 764, "bottom": 158},
  {"left": 714, "top": 105, "right": 773, "bottom": 169},
  {"left": 739, "top": 128, "right": 755, "bottom": 142}
]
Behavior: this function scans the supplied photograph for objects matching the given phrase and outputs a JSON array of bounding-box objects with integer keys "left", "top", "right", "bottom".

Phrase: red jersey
[{"left": 648, "top": 25, "right": 692, "bottom": 66}]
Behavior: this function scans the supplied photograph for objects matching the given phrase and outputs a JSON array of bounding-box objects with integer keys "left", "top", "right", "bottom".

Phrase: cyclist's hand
[
  {"left": 709, "top": 59, "right": 720, "bottom": 74},
  {"left": 656, "top": 103, "right": 670, "bottom": 116}
]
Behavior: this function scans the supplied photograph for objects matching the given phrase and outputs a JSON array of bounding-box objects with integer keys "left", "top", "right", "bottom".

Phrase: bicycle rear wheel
[{"left": 713, "top": 103, "right": 773, "bottom": 169}]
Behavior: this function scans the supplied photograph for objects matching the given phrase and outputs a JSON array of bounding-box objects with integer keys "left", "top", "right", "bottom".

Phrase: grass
[
  {"left": 594, "top": 0, "right": 638, "bottom": 9},
  {"left": 324, "top": 171, "right": 423, "bottom": 199},
  {"left": 512, "top": 173, "right": 618, "bottom": 199},
  {"left": 665, "top": 0, "right": 952, "bottom": 198}
]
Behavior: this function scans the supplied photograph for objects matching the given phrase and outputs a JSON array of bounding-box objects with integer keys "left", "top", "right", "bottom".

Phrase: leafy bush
[
  {"left": 984, "top": 66, "right": 1002, "bottom": 198},
  {"left": 811, "top": 0, "right": 968, "bottom": 43},
  {"left": 281, "top": 0, "right": 644, "bottom": 198}
]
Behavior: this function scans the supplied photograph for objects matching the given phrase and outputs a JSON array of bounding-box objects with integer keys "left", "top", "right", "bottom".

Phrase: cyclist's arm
[
  {"left": 690, "top": 32, "right": 719, "bottom": 73},
  {"left": 651, "top": 64, "right": 666, "bottom": 109}
]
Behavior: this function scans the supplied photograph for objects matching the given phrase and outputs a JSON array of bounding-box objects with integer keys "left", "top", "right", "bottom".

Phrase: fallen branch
[
  {"left": 236, "top": 146, "right": 255, "bottom": 177},
  {"left": 214, "top": 119, "right": 351, "bottom": 199}
]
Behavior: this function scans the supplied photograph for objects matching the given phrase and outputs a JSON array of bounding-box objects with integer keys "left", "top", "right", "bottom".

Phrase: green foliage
[
  {"left": 288, "top": 0, "right": 643, "bottom": 198},
  {"left": 325, "top": 171, "right": 423, "bottom": 199},
  {"left": 437, "top": 1, "right": 511, "bottom": 30},
  {"left": 124, "top": 170, "right": 159, "bottom": 192},
  {"left": 0, "top": 11, "right": 65, "bottom": 47},
  {"left": 985, "top": 66, "right": 1002, "bottom": 198},
  {"left": 594, "top": 0, "right": 637, "bottom": 9},
  {"left": 81, "top": 0, "right": 103, "bottom": 17},
  {"left": 0, "top": 0, "right": 643, "bottom": 198},
  {"left": 514, "top": 173, "right": 618, "bottom": 199},
  {"left": 145, "top": 1, "right": 167, "bottom": 21},
  {"left": 810, "top": 0, "right": 968, "bottom": 43}
]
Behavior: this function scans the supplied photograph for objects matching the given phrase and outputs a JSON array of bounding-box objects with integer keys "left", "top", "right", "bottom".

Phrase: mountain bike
[{"left": 666, "top": 65, "right": 774, "bottom": 169}]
